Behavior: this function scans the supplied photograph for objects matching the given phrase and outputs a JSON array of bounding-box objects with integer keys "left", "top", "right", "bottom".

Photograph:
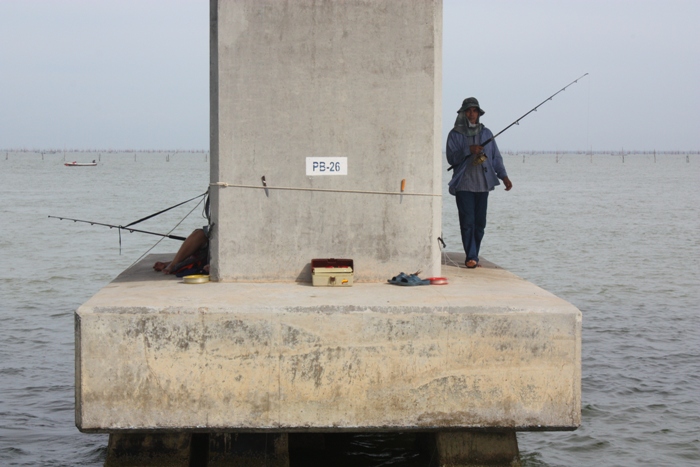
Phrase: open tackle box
[{"left": 311, "top": 258, "right": 354, "bottom": 287}]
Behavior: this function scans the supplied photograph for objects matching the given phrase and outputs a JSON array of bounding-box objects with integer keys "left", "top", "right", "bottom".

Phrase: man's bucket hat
[{"left": 459, "top": 97, "right": 485, "bottom": 115}]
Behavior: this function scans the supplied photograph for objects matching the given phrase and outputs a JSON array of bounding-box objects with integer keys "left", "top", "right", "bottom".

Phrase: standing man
[{"left": 446, "top": 97, "right": 512, "bottom": 268}]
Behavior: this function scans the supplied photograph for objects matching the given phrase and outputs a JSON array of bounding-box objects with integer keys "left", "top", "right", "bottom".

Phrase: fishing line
[
  {"left": 50, "top": 191, "right": 209, "bottom": 256},
  {"left": 48, "top": 216, "right": 189, "bottom": 241},
  {"left": 439, "top": 235, "right": 467, "bottom": 269},
  {"left": 443, "top": 251, "right": 464, "bottom": 270},
  {"left": 127, "top": 194, "right": 207, "bottom": 270},
  {"left": 124, "top": 191, "right": 207, "bottom": 228}
]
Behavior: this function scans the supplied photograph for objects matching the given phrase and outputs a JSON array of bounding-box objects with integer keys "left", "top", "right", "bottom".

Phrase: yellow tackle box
[{"left": 311, "top": 258, "right": 354, "bottom": 287}]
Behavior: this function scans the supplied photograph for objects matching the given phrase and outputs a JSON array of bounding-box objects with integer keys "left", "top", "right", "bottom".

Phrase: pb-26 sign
[{"left": 306, "top": 157, "right": 347, "bottom": 176}]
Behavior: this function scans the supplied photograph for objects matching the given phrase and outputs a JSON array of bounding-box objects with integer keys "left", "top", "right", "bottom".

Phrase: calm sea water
[{"left": 0, "top": 152, "right": 698, "bottom": 466}]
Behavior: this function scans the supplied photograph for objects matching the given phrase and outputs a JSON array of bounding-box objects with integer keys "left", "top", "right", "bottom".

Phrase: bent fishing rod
[
  {"left": 47, "top": 216, "right": 188, "bottom": 241},
  {"left": 48, "top": 190, "right": 209, "bottom": 244},
  {"left": 448, "top": 72, "right": 589, "bottom": 171}
]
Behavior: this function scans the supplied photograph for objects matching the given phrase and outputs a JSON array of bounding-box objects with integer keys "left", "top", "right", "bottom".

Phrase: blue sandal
[{"left": 388, "top": 272, "right": 430, "bottom": 286}]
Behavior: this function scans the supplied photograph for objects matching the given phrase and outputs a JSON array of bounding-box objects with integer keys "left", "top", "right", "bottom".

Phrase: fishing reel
[{"left": 472, "top": 152, "right": 487, "bottom": 166}]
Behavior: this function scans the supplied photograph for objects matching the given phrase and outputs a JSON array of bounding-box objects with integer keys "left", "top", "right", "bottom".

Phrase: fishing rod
[
  {"left": 448, "top": 72, "right": 589, "bottom": 170},
  {"left": 48, "top": 190, "right": 209, "bottom": 246},
  {"left": 47, "top": 216, "right": 187, "bottom": 241}
]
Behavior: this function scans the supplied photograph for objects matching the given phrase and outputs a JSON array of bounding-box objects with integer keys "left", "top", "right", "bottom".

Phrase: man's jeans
[{"left": 455, "top": 191, "right": 489, "bottom": 263}]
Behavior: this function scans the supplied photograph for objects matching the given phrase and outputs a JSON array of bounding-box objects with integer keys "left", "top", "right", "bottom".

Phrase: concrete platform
[{"left": 75, "top": 253, "right": 581, "bottom": 433}]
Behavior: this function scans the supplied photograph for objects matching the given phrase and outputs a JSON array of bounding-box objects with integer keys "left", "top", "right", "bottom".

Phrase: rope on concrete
[{"left": 210, "top": 181, "right": 442, "bottom": 197}]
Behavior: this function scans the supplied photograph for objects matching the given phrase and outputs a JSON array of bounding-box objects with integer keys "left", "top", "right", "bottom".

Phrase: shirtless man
[{"left": 153, "top": 228, "right": 209, "bottom": 274}]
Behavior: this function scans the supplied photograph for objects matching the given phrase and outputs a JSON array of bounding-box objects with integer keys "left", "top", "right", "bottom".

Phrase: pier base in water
[
  {"left": 76, "top": 253, "right": 580, "bottom": 433},
  {"left": 79, "top": 252, "right": 578, "bottom": 465},
  {"left": 104, "top": 431, "right": 520, "bottom": 466},
  {"left": 105, "top": 432, "right": 290, "bottom": 467},
  {"left": 420, "top": 431, "right": 520, "bottom": 466},
  {"left": 104, "top": 433, "right": 191, "bottom": 467}
]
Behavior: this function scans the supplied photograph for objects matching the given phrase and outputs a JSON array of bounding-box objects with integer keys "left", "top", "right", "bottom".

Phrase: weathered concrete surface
[
  {"left": 76, "top": 253, "right": 581, "bottom": 433},
  {"left": 210, "top": 0, "right": 443, "bottom": 281}
]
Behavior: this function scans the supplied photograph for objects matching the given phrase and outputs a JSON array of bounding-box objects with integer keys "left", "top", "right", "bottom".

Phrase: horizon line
[{"left": 2, "top": 148, "right": 699, "bottom": 155}]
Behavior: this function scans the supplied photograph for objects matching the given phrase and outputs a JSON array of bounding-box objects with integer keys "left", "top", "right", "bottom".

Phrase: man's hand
[
  {"left": 503, "top": 176, "right": 513, "bottom": 191},
  {"left": 469, "top": 145, "right": 483, "bottom": 155}
]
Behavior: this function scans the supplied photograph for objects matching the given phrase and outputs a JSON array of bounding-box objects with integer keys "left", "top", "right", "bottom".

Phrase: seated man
[{"left": 153, "top": 228, "right": 209, "bottom": 276}]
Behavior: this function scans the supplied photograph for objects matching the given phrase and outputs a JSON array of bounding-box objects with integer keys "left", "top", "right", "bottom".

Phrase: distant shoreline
[
  {"left": 1, "top": 149, "right": 207, "bottom": 154},
  {"left": 2, "top": 149, "right": 698, "bottom": 156}
]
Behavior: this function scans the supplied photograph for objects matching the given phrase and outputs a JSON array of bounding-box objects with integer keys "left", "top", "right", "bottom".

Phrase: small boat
[{"left": 65, "top": 160, "right": 97, "bottom": 167}]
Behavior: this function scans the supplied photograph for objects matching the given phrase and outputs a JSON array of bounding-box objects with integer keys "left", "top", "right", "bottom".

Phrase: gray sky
[
  {"left": 443, "top": 0, "right": 700, "bottom": 152},
  {"left": 1, "top": 0, "right": 698, "bottom": 151}
]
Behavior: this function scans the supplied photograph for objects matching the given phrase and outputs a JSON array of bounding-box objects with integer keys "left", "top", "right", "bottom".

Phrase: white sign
[{"left": 306, "top": 157, "right": 348, "bottom": 176}]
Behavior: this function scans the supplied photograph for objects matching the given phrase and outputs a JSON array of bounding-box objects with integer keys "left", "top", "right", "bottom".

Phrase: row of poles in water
[
  {"left": 4, "top": 152, "right": 209, "bottom": 162},
  {"left": 2, "top": 151, "right": 693, "bottom": 163},
  {"left": 531, "top": 151, "right": 692, "bottom": 163}
]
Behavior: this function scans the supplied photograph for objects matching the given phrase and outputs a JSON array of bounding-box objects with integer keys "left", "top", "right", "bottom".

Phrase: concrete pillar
[
  {"left": 209, "top": 0, "right": 443, "bottom": 282},
  {"left": 209, "top": 433, "right": 289, "bottom": 467},
  {"left": 104, "top": 432, "right": 290, "bottom": 467},
  {"left": 422, "top": 431, "right": 520, "bottom": 467},
  {"left": 104, "top": 433, "right": 192, "bottom": 467}
]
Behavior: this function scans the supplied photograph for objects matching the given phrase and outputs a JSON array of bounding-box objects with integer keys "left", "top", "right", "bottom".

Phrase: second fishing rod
[{"left": 448, "top": 73, "right": 589, "bottom": 171}]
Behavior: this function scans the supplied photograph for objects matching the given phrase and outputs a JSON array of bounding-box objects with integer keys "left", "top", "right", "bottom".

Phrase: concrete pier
[
  {"left": 77, "top": 253, "right": 580, "bottom": 465},
  {"left": 77, "top": 1, "right": 582, "bottom": 464},
  {"left": 104, "top": 431, "right": 521, "bottom": 466},
  {"left": 77, "top": 253, "right": 580, "bottom": 433},
  {"left": 77, "top": 254, "right": 580, "bottom": 433}
]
